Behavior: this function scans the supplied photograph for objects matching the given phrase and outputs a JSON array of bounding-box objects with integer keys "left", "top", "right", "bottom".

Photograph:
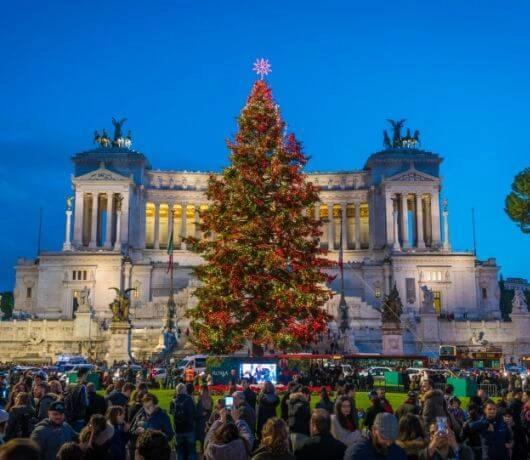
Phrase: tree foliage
[
  {"left": 186, "top": 80, "right": 333, "bottom": 354},
  {"left": 505, "top": 167, "right": 530, "bottom": 233},
  {"left": 0, "top": 292, "right": 14, "bottom": 320}
]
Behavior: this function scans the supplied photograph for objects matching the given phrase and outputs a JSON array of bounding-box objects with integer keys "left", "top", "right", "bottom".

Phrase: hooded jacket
[
  {"left": 204, "top": 419, "right": 254, "bottom": 460},
  {"left": 420, "top": 389, "right": 446, "bottom": 427},
  {"left": 288, "top": 393, "right": 310, "bottom": 436},
  {"left": 30, "top": 418, "right": 78, "bottom": 460},
  {"left": 130, "top": 407, "right": 174, "bottom": 442}
]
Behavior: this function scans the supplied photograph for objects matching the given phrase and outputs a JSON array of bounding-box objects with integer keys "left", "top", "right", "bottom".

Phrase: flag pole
[
  {"left": 338, "top": 208, "right": 349, "bottom": 334},
  {"left": 166, "top": 209, "right": 176, "bottom": 333}
]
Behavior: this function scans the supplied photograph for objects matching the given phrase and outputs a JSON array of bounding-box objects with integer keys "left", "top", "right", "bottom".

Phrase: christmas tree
[{"left": 187, "top": 69, "right": 333, "bottom": 354}]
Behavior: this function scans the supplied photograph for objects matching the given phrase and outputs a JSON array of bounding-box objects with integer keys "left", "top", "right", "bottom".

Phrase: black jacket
[
  {"left": 86, "top": 392, "right": 107, "bottom": 423},
  {"left": 288, "top": 394, "right": 311, "bottom": 436},
  {"left": 170, "top": 393, "right": 195, "bottom": 433},
  {"left": 294, "top": 432, "right": 346, "bottom": 460},
  {"left": 244, "top": 387, "right": 257, "bottom": 410},
  {"left": 256, "top": 392, "right": 280, "bottom": 438}
]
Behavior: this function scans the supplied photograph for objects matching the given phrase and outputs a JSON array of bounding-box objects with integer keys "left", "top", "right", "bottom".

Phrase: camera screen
[{"left": 240, "top": 363, "right": 277, "bottom": 384}]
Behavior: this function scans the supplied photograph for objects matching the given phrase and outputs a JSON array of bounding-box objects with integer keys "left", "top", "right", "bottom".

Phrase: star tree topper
[{"left": 253, "top": 58, "right": 272, "bottom": 79}]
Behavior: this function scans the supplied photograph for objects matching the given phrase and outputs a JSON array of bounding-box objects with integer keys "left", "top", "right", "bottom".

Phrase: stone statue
[
  {"left": 66, "top": 196, "right": 74, "bottom": 211},
  {"left": 470, "top": 330, "right": 488, "bottom": 346},
  {"left": 387, "top": 119, "right": 406, "bottom": 146},
  {"left": 381, "top": 284, "right": 403, "bottom": 323},
  {"left": 112, "top": 117, "right": 127, "bottom": 141},
  {"left": 383, "top": 130, "right": 392, "bottom": 148},
  {"left": 100, "top": 129, "right": 111, "bottom": 147},
  {"left": 79, "top": 286, "right": 90, "bottom": 307},
  {"left": 420, "top": 285, "right": 435, "bottom": 313},
  {"left": 108, "top": 287, "right": 136, "bottom": 322},
  {"left": 116, "top": 195, "right": 124, "bottom": 212},
  {"left": 512, "top": 287, "right": 528, "bottom": 313}
]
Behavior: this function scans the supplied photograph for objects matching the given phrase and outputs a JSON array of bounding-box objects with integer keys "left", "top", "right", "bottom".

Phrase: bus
[{"left": 439, "top": 345, "right": 503, "bottom": 370}]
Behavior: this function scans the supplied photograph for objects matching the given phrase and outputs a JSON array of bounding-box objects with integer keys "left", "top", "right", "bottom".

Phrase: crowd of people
[{"left": 1, "top": 364, "right": 530, "bottom": 459}]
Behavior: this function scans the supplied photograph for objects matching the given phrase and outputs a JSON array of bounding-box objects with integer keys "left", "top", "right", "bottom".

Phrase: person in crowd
[
  {"left": 469, "top": 400, "right": 512, "bottom": 459},
  {"left": 106, "top": 405, "right": 129, "bottom": 460},
  {"left": 85, "top": 383, "right": 106, "bottom": 424},
  {"left": 105, "top": 380, "right": 132, "bottom": 409},
  {"left": 314, "top": 387, "right": 334, "bottom": 414},
  {"left": 130, "top": 393, "right": 174, "bottom": 448},
  {"left": 395, "top": 413, "right": 426, "bottom": 460},
  {"left": 0, "top": 438, "right": 40, "bottom": 460},
  {"left": 376, "top": 388, "right": 393, "bottom": 414},
  {"left": 447, "top": 397, "right": 466, "bottom": 425},
  {"left": 509, "top": 389, "right": 524, "bottom": 427},
  {"left": 0, "top": 410, "right": 8, "bottom": 446},
  {"left": 476, "top": 389, "right": 488, "bottom": 407},
  {"left": 294, "top": 409, "right": 346, "bottom": 460},
  {"left": 4, "top": 384, "right": 24, "bottom": 412},
  {"left": 170, "top": 383, "right": 196, "bottom": 460},
  {"left": 461, "top": 403, "right": 483, "bottom": 460},
  {"left": 47, "top": 381, "right": 63, "bottom": 400},
  {"left": 63, "top": 368, "right": 89, "bottom": 433},
  {"left": 344, "top": 412, "right": 406, "bottom": 460},
  {"left": 5, "top": 392, "right": 37, "bottom": 440},
  {"left": 363, "top": 390, "right": 384, "bottom": 432},
  {"left": 419, "top": 422, "right": 473, "bottom": 460},
  {"left": 395, "top": 391, "right": 420, "bottom": 420},
  {"left": 281, "top": 382, "right": 298, "bottom": 422},
  {"left": 128, "top": 384, "right": 149, "bottom": 423},
  {"left": 33, "top": 383, "right": 56, "bottom": 422},
  {"left": 419, "top": 380, "right": 446, "bottom": 429},
  {"left": 256, "top": 381, "right": 280, "bottom": 441},
  {"left": 330, "top": 395, "right": 361, "bottom": 447},
  {"left": 228, "top": 369, "right": 238, "bottom": 386},
  {"left": 79, "top": 413, "right": 114, "bottom": 460},
  {"left": 242, "top": 379, "right": 257, "bottom": 411},
  {"left": 233, "top": 391, "right": 257, "bottom": 436},
  {"left": 502, "top": 408, "right": 527, "bottom": 460},
  {"left": 195, "top": 384, "right": 213, "bottom": 454},
  {"left": 252, "top": 417, "right": 295, "bottom": 460},
  {"left": 443, "top": 385, "right": 454, "bottom": 405},
  {"left": 135, "top": 429, "right": 172, "bottom": 460},
  {"left": 56, "top": 441, "right": 84, "bottom": 460},
  {"left": 0, "top": 375, "right": 8, "bottom": 410},
  {"left": 203, "top": 407, "right": 254, "bottom": 460},
  {"left": 287, "top": 388, "right": 311, "bottom": 452},
  {"left": 30, "top": 400, "right": 78, "bottom": 460}
]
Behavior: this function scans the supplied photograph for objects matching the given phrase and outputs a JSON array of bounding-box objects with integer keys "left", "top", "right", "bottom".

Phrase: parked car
[
  {"left": 151, "top": 367, "right": 167, "bottom": 382},
  {"left": 358, "top": 366, "right": 392, "bottom": 380}
]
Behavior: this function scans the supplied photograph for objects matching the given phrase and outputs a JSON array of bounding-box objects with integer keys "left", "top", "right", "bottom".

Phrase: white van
[{"left": 175, "top": 355, "right": 207, "bottom": 375}]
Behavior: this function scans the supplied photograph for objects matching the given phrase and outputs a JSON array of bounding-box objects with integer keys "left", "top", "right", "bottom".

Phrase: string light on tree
[{"left": 253, "top": 58, "right": 272, "bottom": 79}]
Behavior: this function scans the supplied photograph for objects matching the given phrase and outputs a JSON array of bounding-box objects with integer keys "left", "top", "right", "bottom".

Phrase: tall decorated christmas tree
[{"left": 187, "top": 60, "right": 333, "bottom": 354}]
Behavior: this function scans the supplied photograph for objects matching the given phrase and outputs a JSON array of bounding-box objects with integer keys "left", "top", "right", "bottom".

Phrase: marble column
[
  {"left": 442, "top": 200, "right": 451, "bottom": 251},
  {"left": 341, "top": 203, "right": 348, "bottom": 250},
  {"left": 385, "top": 193, "right": 394, "bottom": 247},
  {"left": 104, "top": 192, "right": 113, "bottom": 249},
  {"left": 89, "top": 193, "right": 98, "bottom": 249},
  {"left": 327, "top": 203, "right": 335, "bottom": 250},
  {"left": 393, "top": 208, "right": 401, "bottom": 251},
  {"left": 431, "top": 192, "right": 442, "bottom": 246},
  {"left": 63, "top": 209, "right": 73, "bottom": 251},
  {"left": 194, "top": 205, "right": 201, "bottom": 238},
  {"left": 425, "top": 194, "right": 433, "bottom": 246},
  {"left": 167, "top": 204, "right": 174, "bottom": 246},
  {"left": 153, "top": 203, "right": 160, "bottom": 250},
  {"left": 400, "top": 193, "right": 410, "bottom": 249},
  {"left": 114, "top": 209, "right": 122, "bottom": 252},
  {"left": 181, "top": 202, "right": 187, "bottom": 249},
  {"left": 354, "top": 201, "right": 361, "bottom": 250},
  {"left": 73, "top": 190, "right": 84, "bottom": 246},
  {"left": 416, "top": 193, "right": 426, "bottom": 249}
]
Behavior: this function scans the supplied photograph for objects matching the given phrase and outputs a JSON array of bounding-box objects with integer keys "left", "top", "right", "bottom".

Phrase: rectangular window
[
  {"left": 83, "top": 271, "right": 87, "bottom": 281},
  {"left": 406, "top": 278, "right": 416, "bottom": 303},
  {"left": 482, "top": 288, "right": 487, "bottom": 299},
  {"left": 433, "top": 291, "right": 442, "bottom": 314},
  {"left": 26, "top": 287, "right": 32, "bottom": 298},
  {"left": 72, "top": 271, "right": 77, "bottom": 280}
]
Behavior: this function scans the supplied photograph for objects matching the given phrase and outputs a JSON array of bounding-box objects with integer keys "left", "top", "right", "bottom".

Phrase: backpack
[
  {"left": 63, "top": 385, "right": 86, "bottom": 423},
  {"left": 13, "top": 411, "right": 37, "bottom": 438},
  {"left": 172, "top": 398, "right": 186, "bottom": 425}
]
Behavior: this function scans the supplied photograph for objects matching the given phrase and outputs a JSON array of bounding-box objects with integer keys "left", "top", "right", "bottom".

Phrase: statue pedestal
[
  {"left": 381, "top": 322, "right": 403, "bottom": 355},
  {"left": 155, "top": 329, "right": 166, "bottom": 352},
  {"left": 105, "top": 321, "right": 131, "bottom": 365},
  {"left": 73, "top": 310, "right": 92, "bottom": 338}
]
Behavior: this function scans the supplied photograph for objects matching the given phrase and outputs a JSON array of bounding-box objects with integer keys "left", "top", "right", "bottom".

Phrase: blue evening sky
[{"left": 0, "top": 1, "right": 529, "bottom": 291}]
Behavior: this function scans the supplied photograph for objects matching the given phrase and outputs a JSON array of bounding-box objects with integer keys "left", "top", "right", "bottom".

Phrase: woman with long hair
[
  {"left": 252, "top": 417, "right": 294, "bottom": 460},
  {"left": 79, "top": 413, "right": 114, "bottom": 460},
  {"left": 196, "top": 384, "right": 214, "bottom": 453},
  {"left": 5, "top": 392, "right": 37, "bottom": 440},
  {"left": 330, "top": 395, "right": 361, "bottom": 447},
  {"left": 315, "top": 387, "right": 334, "bottom": 414},
  {"left": 106, "top": 405, "right": 129, "bottom": 460},
  {"left": 395, "top": 413, "right": 426, "bottom": 460},
  {"left": 256, "top": 381, "right": 280, "bottom": 440}
]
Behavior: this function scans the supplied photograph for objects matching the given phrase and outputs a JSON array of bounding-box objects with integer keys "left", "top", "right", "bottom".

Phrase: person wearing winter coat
[
  {"left": 330, "top": 396, "right": 361, "bottom": 447},
  {"left": 203, "top": 407, "right": 254, "bottom": 460},
  {"left": 106, "top": 405, "right": 130, "bottom": 460},
  {"left": 256, "top": 382, "right": 280, "bottom": 440},
  {"left": 5, "top": 392, "right": 37, "bottom": 440},
  {"left": 233, "top": 391, "right": 257, "bottom": 436},
  {"left": 469, "top": 400, "right": 512, "bottom": 460},
  {"left": 33, "top": 383, "right": 57, "bottom": 422},
  {"left": 79, "top": 413, "right": 115, "bottom": 460},
  {"left": 314, "top": 387, "right": 334, "bottom": 414},
  {"left": 30, "top": 401, "right": 78, "bottom": 460},
  {"left": 288, "top": 390, "right": 311, "bottom": 452},
  {"left": 419, "top": 381, "right": 446, "bottom": 428},
  {"left": 395, "top": 392, "right": 420, "bottom": 421},
  {"left": 251, "top": 417, "right": 295, "bottom": 460},
  {"left": 130, "top": 393, "right": 174, "bottom": 446},
  {"left": 395, "top": 414, "right": 427, "bottom": 460},
  {"left": 196, "top": 384, "right": 214, "bottom": 453},
  {"left": 169, "top": 383, "right": 196, "bottom": 460}
]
